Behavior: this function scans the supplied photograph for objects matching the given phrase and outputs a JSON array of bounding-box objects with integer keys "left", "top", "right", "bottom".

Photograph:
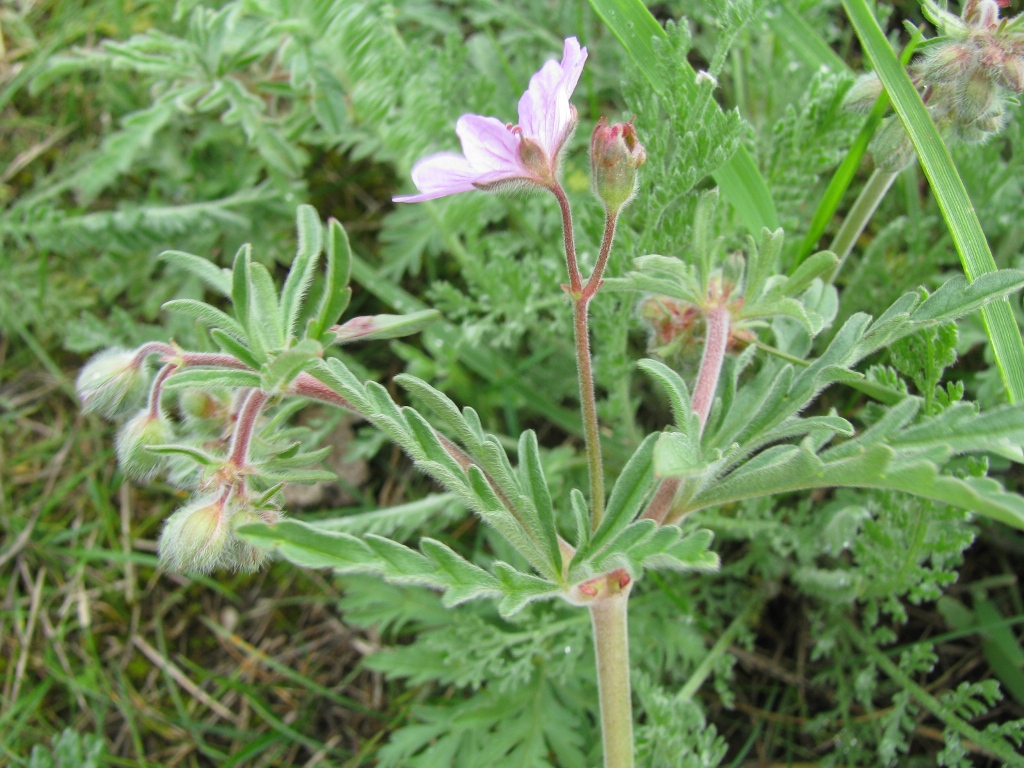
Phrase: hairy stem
[
  {"left": 178, "top": 352, "right": 252, "bottom": 370},
  {"left": 843, "top": 618, "right": 1024, "bottom": 767},
  {"left": 147, "top": 364, "right": 178, "bottom": 420},
  {"left": 829, "top": 168, "right": 897, "bottom": 281},
  {"left": 590, "top": 591, "right": 634, "bottom": 768},
  {"left": 132, "top": 341, "right": 176, "bottom": 367},
  {"left": 583, "top": 209, "right": 619, "bottom": 299},
  {"left": 227, "top": 389, "right": 268, "bottom": 468},
  {"left": 692, "top": 305, "right": 730, "bottom": 431},
  {"left": 551, "top": 184, "right": 613, "bottom": 530},
  {"left": 643, "top": 304, "right": 729, "bottom": 524}
]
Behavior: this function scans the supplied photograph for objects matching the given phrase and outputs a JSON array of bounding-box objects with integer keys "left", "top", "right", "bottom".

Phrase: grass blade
[
  {"left": 794, "top": 31, "right": 923, "bottom": 267},
  {"left": 842, "top": 0, "right": 1024, "bottom": 403}
]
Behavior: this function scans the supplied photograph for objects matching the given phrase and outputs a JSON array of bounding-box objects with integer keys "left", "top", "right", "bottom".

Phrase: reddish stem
[
  {"left": 642, "top": 304, "right": 731, "bottom": 525},
  {"left": 582, "top": 210, "right": 619, "bottom": 301},
  {"left": 227, "top": 389, "right": 268, "bottom": 468},
  {"left": 550, "top": 184, "right": 583, "bottom": 294},
  {"left": 551, "top": 184, "right": 607, "bottom": 529},
  {"left": 178, "top": 352, "right": 251, "bottom": 370},
  {"left": 132, "top": 341, "right": 175, "bottom": 367},
  {"left": 691, "top": 305, "right": 730, "bottom": 432},
  {"left": 147, "top": 364, "right": 178, "bottom": 420}
]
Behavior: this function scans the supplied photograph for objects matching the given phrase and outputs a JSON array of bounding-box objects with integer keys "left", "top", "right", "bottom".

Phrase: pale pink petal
[
  {"left": 393, "top": 152, "right": 484, "bottom": 202},
  {"left": 517, "top": 37, "right": 587, "bottom": 157},
  {"left": 455, "top": 115, "right": 525, "bottom": 176}
]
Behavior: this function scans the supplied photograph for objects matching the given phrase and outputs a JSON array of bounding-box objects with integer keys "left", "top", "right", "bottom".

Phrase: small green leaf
[
  {"left": 311, "top": 218, "right": 354, "bottom": 340},
  {"left": 162, "top": 298, "right": 246, "bottom": 339},
  {"left": 281, "top": 205, "right": 324, "bottom": 337},
  {"left": 248, "top": 262, "right": 285, "bottom": 352},
  {"left": 333, "top": 310, "right": 441, "bottom": 344},
  {"left": 162, "top": 368, "right": 262, "bottom": 390},
  {"left": 159, "top": 250, "right": 232, "bottom": 296},
  {"left": 653, "top": 431, "right": 705, "bottom": 479}
]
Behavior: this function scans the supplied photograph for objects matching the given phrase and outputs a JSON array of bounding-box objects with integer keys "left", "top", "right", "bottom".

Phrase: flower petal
[
  {"left": 456, "top": 114, "right": 525, "bottom": 176},
  {"left": 393, "top": 152, "right": 483, "bottom": 202},
  {"left": 517, "top": 37, "right": 587, "bottom": 157}
]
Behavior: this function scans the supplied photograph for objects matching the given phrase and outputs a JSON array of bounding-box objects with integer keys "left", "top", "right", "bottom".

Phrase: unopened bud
[
  {"left": 179, "top": 389, "right": 226, "bottom": 424},
  {"left": 871, "top": 117, "right": 917, "bottom": 173},
  {"left": 116, "top": 410, "right": 174, "bottom": 481},
  {"left": 957, "top": 69, "right": 997, "bottom": 117},
  {"left": 231, "top": 507, "right": 282, "bottom": 572},
  {"left": 158, "top": 495, "right": 232, "bottom": 574},
  {"left": 76, "top": 348, "right": 148, "bottom": 418},
  {"left": 843, "top": 73, "right": 884, "bottom": 113},
  {"left": 965, "top": 0, "right": 999, "bottom": 28},
  {"left": 916, "top": 43, "right": 973, "bottom": 85},
  {"left": 997, "top": 56, "right": 1024, "bottom": 93},
  {"left": 590, "top": 118, "right": 646, "bottom": 212}
]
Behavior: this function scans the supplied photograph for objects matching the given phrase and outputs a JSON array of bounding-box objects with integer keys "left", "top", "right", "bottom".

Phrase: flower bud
[
  {"left": 116, "top": 410, "right": 174, "bottom": 481},
  {"left": 997, "top": 56, "right": 1024, "bottom": 93},
  {"left": 916, "top": 43, "right": 973, "bottom": 85},
  {"left": 158, "top": 495, "right": 232, "bottom": 574},
  {"left": 231, "top": 507, "right": 282, "bottom": 572},
  {"left": 965, "top": 0, "right": 999, "bottom": 29},
  {"left": 871, "top": 117, "right": 917, "bottom": 173},
  {"left": 590, "top": 118, "right": 647, "bottom": 212},
  {"left": 957, "top": 69, "right": 997, "bottom": 118},
  {"left": 76, "top": 348, "right": 148, "bottom": 418},
  {"left": 843, "top": 73, "right": 884, "bottom": 113}
]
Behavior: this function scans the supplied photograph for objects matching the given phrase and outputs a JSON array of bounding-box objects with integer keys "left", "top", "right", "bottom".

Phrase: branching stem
[{"left": 550, "top": 184, "right": 619, "bottom": 531}]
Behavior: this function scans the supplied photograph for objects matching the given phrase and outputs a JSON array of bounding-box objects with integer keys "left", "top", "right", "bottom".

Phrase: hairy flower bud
[
  {"left": 843, "top": 73, "right": 884, "bottom": 113},
  {"left": 965, "top": 0, "right": 1000, "bottom": 28},
  {"left": 958, "top": 69, "right": 998, "bottom": 117},
  {"left": 997, "top": 56, "right": 1024, "bottom": 93},
  {"left": 871, "top": 117, "right": 917, "bottom": 173},
  {"left": 116, "top": 410, "right": 174, "bottom": 481},
  {"left": 158, "top": 495, "right": 232, "bottom": 574},
  {"left": 76, "top": 348, "right": 148, "bottom": 418},
  {"left": 916, "top": 43, "right": 974, "bottom": 85},
  {"left": 590, "top": 118, "right": 646, "bottom": 212},
  {"left": 231, "top": 507, "right": 282, "bottom": 572}
]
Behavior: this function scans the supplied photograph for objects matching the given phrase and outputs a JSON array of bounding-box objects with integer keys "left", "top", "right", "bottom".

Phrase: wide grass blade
[
  {"left": 794, "top": 31, "right": 923, "bottom": 267},
  {"left": 842, "top": 0, "right": 1024, "bottom": 403},
  {"left": 587, "top": 0, "right": 779, "bottom": 233}
]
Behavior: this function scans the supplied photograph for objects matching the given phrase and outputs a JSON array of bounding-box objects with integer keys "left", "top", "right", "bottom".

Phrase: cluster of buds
[
  {"left": 636, "top": 278, "right": 752, "bottom": 363},
  {"left": 76, "top": 344, "right": 284, "bottom": 574},
  {"left": 845, "top": 0, "right": 1024, "bottom": 171}
]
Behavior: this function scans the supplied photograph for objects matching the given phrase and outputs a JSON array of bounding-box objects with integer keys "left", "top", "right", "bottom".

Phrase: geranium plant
[{"left": 76, "top": 14, "right": 1024, "bottom": 768}]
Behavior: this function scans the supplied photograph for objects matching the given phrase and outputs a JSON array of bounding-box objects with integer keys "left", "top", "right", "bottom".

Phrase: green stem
[
  {"left": 829, "top": 168, "right": 898, "bottom": 282},
  {"left": 590, "top": 591, "right": 634, "bottom": 768},
  {"left": 843, "top": 618, "right": 1024, "bottom": 767}
]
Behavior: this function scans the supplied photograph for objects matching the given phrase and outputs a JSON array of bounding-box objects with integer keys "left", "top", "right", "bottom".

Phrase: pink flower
[{"left": 394, "top": 37, "right": 587, "bottom": 203}]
